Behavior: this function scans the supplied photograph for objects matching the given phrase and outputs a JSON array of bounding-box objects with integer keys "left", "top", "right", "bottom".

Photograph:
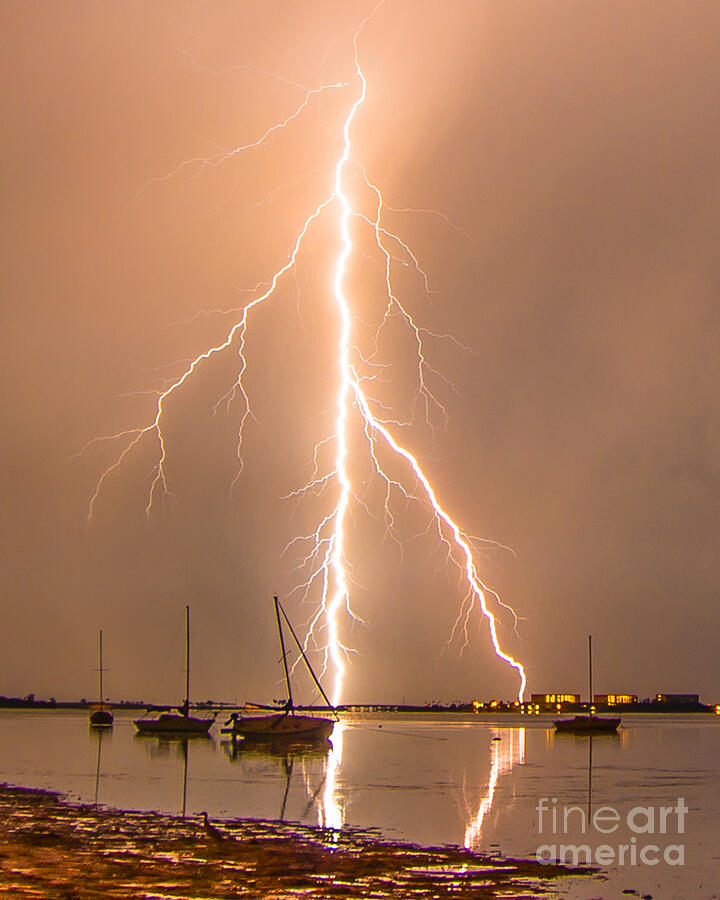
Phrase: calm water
[{"left": 1, "top": 709, "right": 719, "bottom": 899}]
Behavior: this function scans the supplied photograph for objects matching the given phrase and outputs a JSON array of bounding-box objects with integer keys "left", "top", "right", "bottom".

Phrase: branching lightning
[{"left": 83, "top": 5, "right": 527, "bottom": 704}]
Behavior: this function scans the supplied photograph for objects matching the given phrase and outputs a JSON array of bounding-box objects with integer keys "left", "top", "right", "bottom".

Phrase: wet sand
[{"left": 0, "top": 783, "right": 588, "bottom": 898}]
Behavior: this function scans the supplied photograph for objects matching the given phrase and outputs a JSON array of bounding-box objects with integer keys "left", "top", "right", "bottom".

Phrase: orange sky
[{"left": 2, "top": 0, "right": 719, "bottom": 704}]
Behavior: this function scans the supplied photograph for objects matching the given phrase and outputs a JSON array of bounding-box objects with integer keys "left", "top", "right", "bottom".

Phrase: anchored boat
[
  {"left": 554, "top": 636, "right": 621, "bottom": 734},
  {"left": 223, "top": 596, "right": 337, "bottom": 744},
  {"left": 134, "top": 606, "right": 215, "bottom": 737},
  {"left": 89, "top": 629, "right": 113, "bottom": 728}
]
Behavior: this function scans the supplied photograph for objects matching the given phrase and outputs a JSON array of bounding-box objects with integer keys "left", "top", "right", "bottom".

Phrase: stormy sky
[{"left": 2, "top": 1, "right": 719, "bottom": 706}]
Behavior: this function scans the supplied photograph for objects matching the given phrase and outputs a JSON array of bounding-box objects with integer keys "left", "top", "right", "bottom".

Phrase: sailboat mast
[
  {"left": 274, "top": 595, "right": 294, "bottom": 713},
  {"left": 588, "top": 634, "right": 593, "bottom": 708},
  {"left": 98, "top": 630, "right": 103, "bottom": 706},
  {"left": 278, "top": 600, "right": 338, "bottom": 718},
  {"left": 184, "top": 605, "right": 190, "bottom": 717}
]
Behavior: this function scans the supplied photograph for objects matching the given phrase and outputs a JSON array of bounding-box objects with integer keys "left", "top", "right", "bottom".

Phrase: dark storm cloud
[{"left": 1, "top": 0, "right": 718, "bottom": 704}]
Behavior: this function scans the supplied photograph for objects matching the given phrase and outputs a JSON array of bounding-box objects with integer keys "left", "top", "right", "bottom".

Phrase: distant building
[
  {"left": 472, "top": 700, "right": 522, "bottom": 713},
  {"left": 594, "top": 694, "right": 638, "bottom": 706},
  {"left": 530, "top": 693, "right": 581, "bottom": 705},
  {"left": 656, "top": 693, "right": 700, "bottom": 704}
]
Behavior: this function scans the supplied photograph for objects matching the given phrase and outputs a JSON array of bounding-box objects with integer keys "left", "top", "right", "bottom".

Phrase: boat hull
[
  {"left": 554, "top": 715, "right": 621, "bottom": 734},
  {"left": 134, "top": 714, "right": 213, "bottom": 736},
  {"left": 229, "top": 713, "right": 335, "bottom": 743},
  {"left": 89, "top": 709, "right": 114, "bottom": 728}
]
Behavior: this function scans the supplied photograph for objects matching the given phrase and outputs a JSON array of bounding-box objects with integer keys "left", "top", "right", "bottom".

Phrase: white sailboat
[{"left": 134, "top": 606, "right": 215, "bottom": 736}]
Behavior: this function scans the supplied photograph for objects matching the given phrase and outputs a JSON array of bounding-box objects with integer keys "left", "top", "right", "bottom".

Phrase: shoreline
[
  {"left": 0, "top": 782, "right": 590, "bottom": 898},
  {"left": 2, "top": 700, "right": 718, "bottom": 715}
]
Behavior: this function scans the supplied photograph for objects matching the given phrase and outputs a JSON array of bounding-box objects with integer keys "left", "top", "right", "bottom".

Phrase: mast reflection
[
  {"left": 222, "top": 724, "right": 342, "bottom": 826},
  {"left": 464, "top": 727, "right": 525, "bottom": 849},
  {"left": 135, "top": 733, "right": 213, "bottom": 818},
  {"left": 181, "top": 738, "right": 188, "bottom": 819},
  {"left": 92, "top": 725, "right": 110, "bottom": 807}
]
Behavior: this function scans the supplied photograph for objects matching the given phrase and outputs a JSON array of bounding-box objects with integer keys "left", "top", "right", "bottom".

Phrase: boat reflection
[
  {"left": 92, "top": 725, "right": 111, "bottom": 807},
  {"left": 221, "top": 722, "right": 344, "bottom": 828},
  {"left": 550, "top": 721, "right": 624, "bottom": 822},
  {"left": 180, "top": 738, "right": 188, "bottom": 818},
  {"left": 464, "top": 727, "right": 525, "bottom": 849},
  {"left": 135, "top": 733, "right": 215, "bottom": 818},
  {"left": 222, "top": 735, "right": 331, "bottom": 763}
]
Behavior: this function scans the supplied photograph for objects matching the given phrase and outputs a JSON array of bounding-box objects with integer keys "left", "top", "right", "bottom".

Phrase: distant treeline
[
  {"left": 0, "top": 695, "right": 58, "bottom": 709},
  {"left": 0, "top": 696, "right": 242, "bottom": 711},
  {"left": 0, "top": 695, "right": 148, "bottom": 710},
  {"left": 1, "top": 696, "right": 716, "bottom": 713}
]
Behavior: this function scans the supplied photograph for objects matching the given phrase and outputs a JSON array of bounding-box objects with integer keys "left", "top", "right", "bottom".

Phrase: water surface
[{"left": 1, "top": 710, "right": 718, "bottom": 898}]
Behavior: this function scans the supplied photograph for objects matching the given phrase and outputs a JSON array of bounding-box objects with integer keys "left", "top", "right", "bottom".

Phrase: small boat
[
  {"left": 554, "top": 714, "right": 621, "bottom": 734},
  {"left": 134, "top": 708, "right": 214, "bottom": 736},
  {"left": 554, "top": 636, "right": 620, "bottom": 734},
  {"left": 89, "top": 629, "right": 113, "bottom": 728},
  {"left": 134, "top": 606, "right": 215, "bottom": 737},
  {"left": 223, "top": 596, "right": 337, "bottom": 744}
]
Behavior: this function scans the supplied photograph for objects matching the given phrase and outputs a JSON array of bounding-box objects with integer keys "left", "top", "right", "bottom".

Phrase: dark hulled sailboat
[
  {"left": 223, "top": 596, "right": 336, "bottom": 744},
  {"left": 554, "top": 635, "right": 620, "bottom": 734},
  {"left": 89, "top": 630, "right": 113, "bottom": 728}
]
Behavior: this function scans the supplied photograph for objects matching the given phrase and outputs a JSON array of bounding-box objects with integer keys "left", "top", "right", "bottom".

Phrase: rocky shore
[{"left": 0, "top": 783, "right": 588, "bottom": 898}]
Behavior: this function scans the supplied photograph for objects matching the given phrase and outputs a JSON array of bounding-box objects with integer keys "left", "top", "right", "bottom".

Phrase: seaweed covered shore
[{"left": 0, "top": 783, "right": 587, "bottom": 898}]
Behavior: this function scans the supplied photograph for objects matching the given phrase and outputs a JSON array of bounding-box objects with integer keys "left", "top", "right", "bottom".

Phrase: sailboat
[
  {"left": 554, "top": 635, "right": 621, "bottom": 734},
  {"left": 134, "top": 606, "right": 215, "bottom": 736},
  {"left": 223, "top": 596, "right": 337, "bottom": 743},
  {"left": 89, "top": 630, "right": 113, "bottom": 728}
]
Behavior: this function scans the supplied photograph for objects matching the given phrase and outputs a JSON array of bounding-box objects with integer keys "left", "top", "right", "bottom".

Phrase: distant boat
[
  {"left": 554, "top": 713, "right": 621, "bottom": 734},
  {"left": 89, "top": 629, "right": 113, "bottom": 728},
  {"left": 554, "top": 636, "right": 621, "bottom": 734},
  {"left": 134, "top": 606, "right": 215, "bottom": 737},
  {"left": 223, "top": 595, "right": 336, "bottom": 744}
]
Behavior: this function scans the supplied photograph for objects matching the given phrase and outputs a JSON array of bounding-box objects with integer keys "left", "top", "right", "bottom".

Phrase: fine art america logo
[{"left": 535, "top": 797, "right": 688, "bottom": 867}]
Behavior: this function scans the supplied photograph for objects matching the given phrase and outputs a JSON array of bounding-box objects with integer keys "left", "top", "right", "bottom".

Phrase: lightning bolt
[{"left": 83, "top": 5, "right": 527, "bottom": 704}]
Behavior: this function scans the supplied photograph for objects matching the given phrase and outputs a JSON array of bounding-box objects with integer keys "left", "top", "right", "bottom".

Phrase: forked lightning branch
[{"left": 82, "top": 8, "right": 527, "bottom": 704}]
